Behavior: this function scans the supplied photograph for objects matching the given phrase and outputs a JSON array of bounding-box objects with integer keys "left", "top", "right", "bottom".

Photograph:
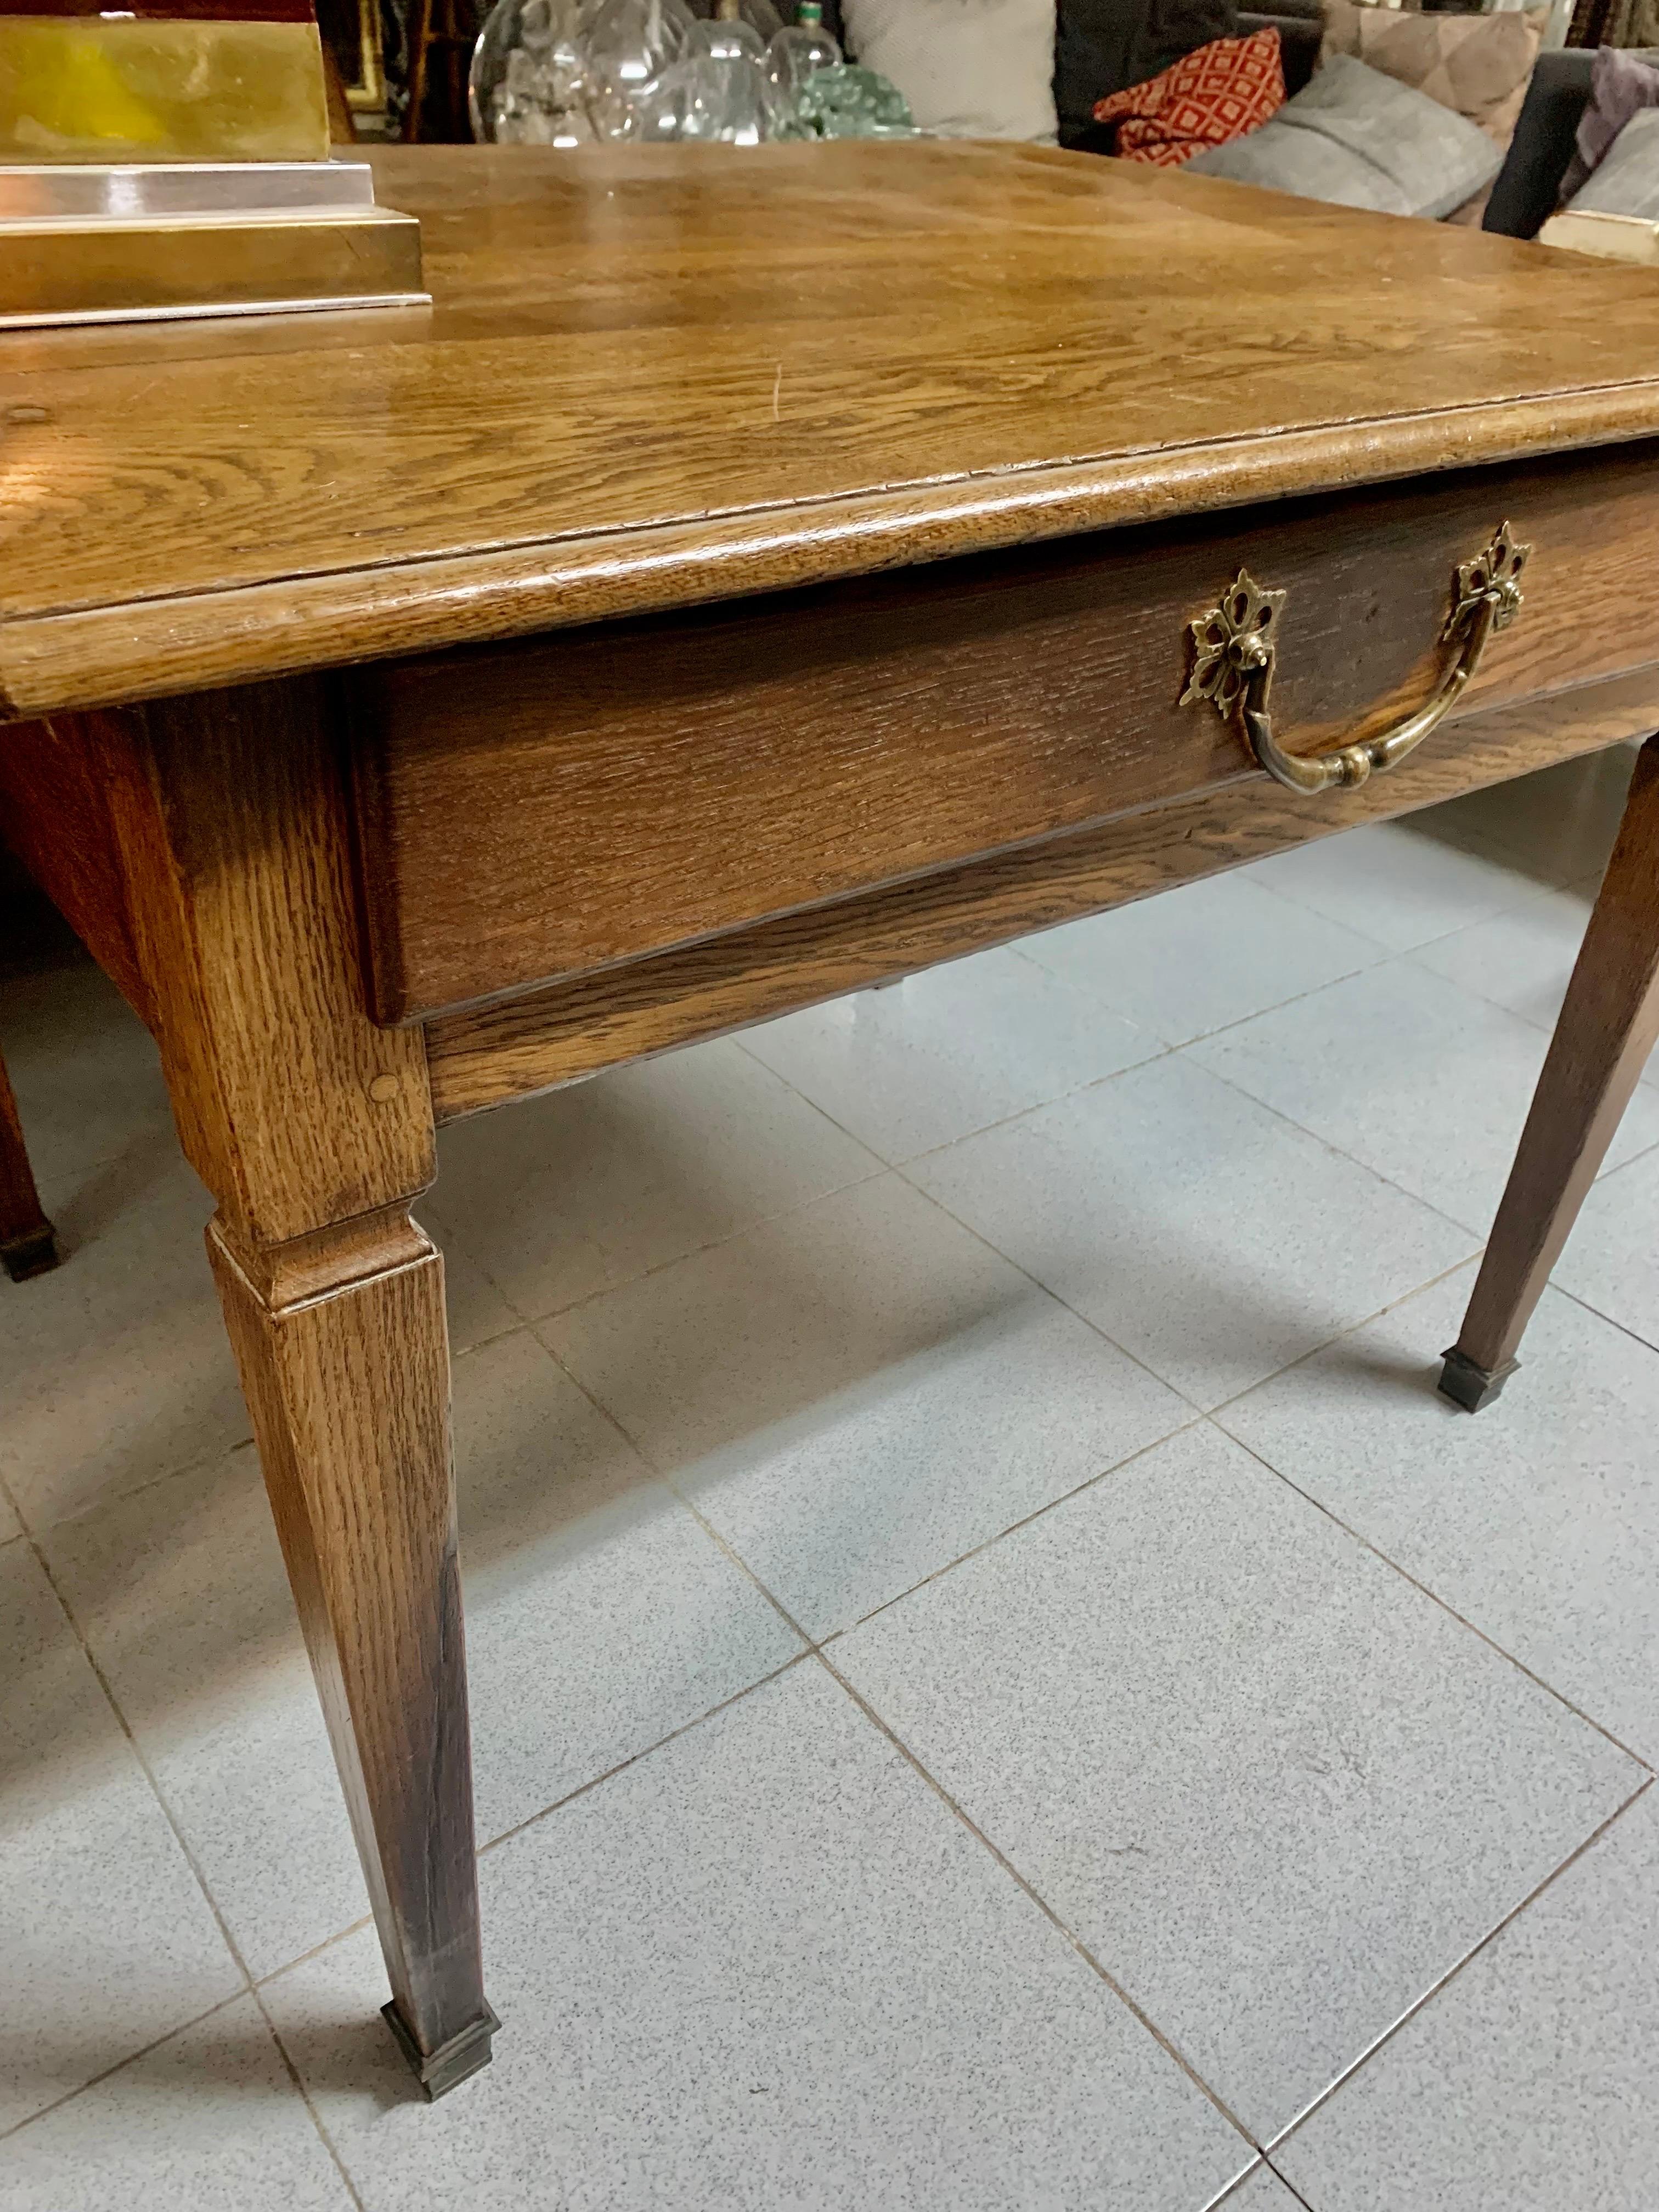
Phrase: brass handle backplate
[{"left": 1181, "top": 522, "right": 1530, "bottom": 795}]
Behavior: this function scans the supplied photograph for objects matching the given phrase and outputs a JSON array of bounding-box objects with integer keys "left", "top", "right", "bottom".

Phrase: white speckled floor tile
[
  {"left": 1274, "top": 1786, "right": 1659, "bottom": 2210},
  {"left": 1406, "top": 878, "right": 1599, "bottom": 1039},
  {"left": 1189, "top": 960, "right": 1659, "bottom": 1234},
  {"left": 907, "top": 1056, "right": 1472, "bottom": 1408},
  {"left": 832, "top": 1424, "right": 1642, "bottom": 2143},
  {"left": 738, "top": 945, "right": 1160, "bottom": 1162},
  {"left": 39, "top": 1330, "right": 799, "bottom": 1979},
  {"left": 0, "top": 1152, "right": 248, "bottom": 1530},
  {"left": 1425, "top": 744, "right": 1637, "bottom": 887},
  {"left": 0, "top": 1997, "right": 351, "bottom": 2210},
  {"left": 1239, "top": 819, "right": 1544, "bottom": 951},
  {"left": 0, "top": 964, "right": 174, "bottom": 1190},
  {"left": 1014, "top": 870, "right": 1383, "bottom": 1047},
  {"left": 263, "top": 1664, "right": 1256, "bottom": 2212},
  {"left": 1222, "top": 2168, "right": 1313, "bottom": 2210},
  {"left": 34, "top": 1442, "right": 370, "bottom": 1985},
  {"left": 1220, "top": 1266, "right": 1659, "bottom": 1765},
  {"left": 430, "top": 1038, "right": 881, "bottom": 1322},
  {"left": 411, "top": 1214, "right": 518, "bottom": 1354},
  {"left": 543, "top": 1173, "right": 1190, "bottom": 1638},
  {"left": 1549, "top": 1143, "right": 1659, "bottom": 1355},
  {"left": 453, "top": 1329, "right": 803, "bottom": 1838},
  {"left": 0, "top": 1541, "right": 241, "bottom": 2132}
]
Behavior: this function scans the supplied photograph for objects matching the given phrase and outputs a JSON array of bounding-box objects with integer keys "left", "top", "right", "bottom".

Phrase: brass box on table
[{"left": 0, "top": 0, "right": 426, "bottom": 326}]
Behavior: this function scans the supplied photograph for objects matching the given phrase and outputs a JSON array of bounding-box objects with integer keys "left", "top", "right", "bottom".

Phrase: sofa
[
  {"left": 817, "top": 0, "right": 1609, "bottom": 242},
  {"left": 1235, "top": 6, "right": 1604, "bottom": 234}
]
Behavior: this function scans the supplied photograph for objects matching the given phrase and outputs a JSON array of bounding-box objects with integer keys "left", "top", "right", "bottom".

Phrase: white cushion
[{"left": 842, "top": 0, "right": 1058, "bottom": 143}]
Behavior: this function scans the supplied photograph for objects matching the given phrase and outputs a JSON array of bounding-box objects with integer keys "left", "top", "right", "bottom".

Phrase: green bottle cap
[{"left": 798, "top": 1, "right": 823, "bottom": 20}]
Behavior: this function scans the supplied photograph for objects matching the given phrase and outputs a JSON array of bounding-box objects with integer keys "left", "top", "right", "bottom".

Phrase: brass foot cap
[
  {"left": 381, "top": 2000, "right": 500, "bottom": 2101},
  {"left": 1438, "top": 1345, "right": 1518, "bottom": 1414},
  {"left": 2, "top": 1226, "right": 60, "bottom": 1283}
]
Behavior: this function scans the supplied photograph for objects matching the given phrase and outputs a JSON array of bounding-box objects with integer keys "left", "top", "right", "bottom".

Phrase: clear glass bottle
[
  {"left": 579, "top": 0, "right": 692, "bottom": 138},
  {"left": 470, "top": 0, "right": 594, "bottom": 142},
  {"left": 686, "top": 11, "right": 765, "bottom": 62},
  {"left": 763, "top": 0, "right": 839, "bottom": 103},
  {"left": 634, "top": 48, "right": 774, "bottom": 139}
]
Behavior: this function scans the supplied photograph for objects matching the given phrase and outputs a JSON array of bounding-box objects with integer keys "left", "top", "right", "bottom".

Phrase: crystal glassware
[
  {"left": 686, "top": 13, "right": 765, "bottom": 61},
  {"left": 634, "top": 50, "right": 776, "bottom": 140},
  {"left": 763, "top": 0, "right": 839, "bottom": 103},
  {"left": 579, "top": 0, "right": 693, "bottom": 139},
  {"left": 793, "top": 64, "right": 916, "bottom": 138},
  {"left": 470, "top": 0, "right": 595, "bottom": 143}
]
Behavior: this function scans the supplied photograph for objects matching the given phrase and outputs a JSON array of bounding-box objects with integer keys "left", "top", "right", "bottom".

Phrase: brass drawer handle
[{"left": 1182, "top": 523, "right": 1530, "bottom": 795}]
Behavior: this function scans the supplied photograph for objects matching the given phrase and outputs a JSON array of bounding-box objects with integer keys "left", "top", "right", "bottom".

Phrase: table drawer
[{"left": 347, "top": 448, "right": 1659, "bottom": 1024}]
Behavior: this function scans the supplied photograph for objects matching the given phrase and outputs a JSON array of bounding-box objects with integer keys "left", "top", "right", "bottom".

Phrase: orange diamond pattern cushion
[{"left": 1093, "top": 25, "right": 1285, "bottom": 167}]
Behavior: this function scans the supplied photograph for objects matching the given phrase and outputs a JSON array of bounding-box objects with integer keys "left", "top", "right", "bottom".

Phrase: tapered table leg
[
  {"left": 0, "top": 1045, "right": 58, "bottom": 1282},
  {"left": 84, "top": 675, "right": 496, "bottom": 2090},
  {"left": 211, "top": 1210, "right": 496, "bottom": 2094},
  {"left": 1442, "top": 734, "right": 1659, "bottom": 1410}
]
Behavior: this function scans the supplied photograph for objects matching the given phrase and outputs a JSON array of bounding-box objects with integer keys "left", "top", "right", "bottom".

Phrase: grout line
[
  {"left": 8, "top": 1431, "right": 261, "bottom": 1547},
  {"left": 251, "top": 1911, "right": 376, "bottom": 1991},
  {"left": 521, "top": 1332, "right": 822, "bottom": 1649},
  {"left": 888, "top": 1109, "right": 1479, "bottom": 1425},
  {"left": 1162, "top": 1045, "right": 1494, "bottom": 1244},
  {"left": 1260, "top": 1778, "right": 1653, "bottom": 2163},
  {"left": 809, "top": 1646, "right": 1262, "bottom": 2155},
  {"left": 251, "top": 1985, "right": 368, "bottom": 2212},
  {"left": 0, "top": 1990, "right": 246, "bottom": 2145},
  {"left": 736, "top": 1025, "right": 1182, "bottom": 1169},
  {"left": 467, "top": 1152, "right": 889, "bottom": 1336},
  {"left": 1221, "top": 1424, "right": 1656, "bottom": 1773},
  {"left": 1554, "top": 1282, "right": 1659, "bottom": 1368},
  {"left": 20, "top": 1530, "right": 261, "bottom": 1989},
  {"left": 249, "top": 1654, "right": 822, "bottom": 2000},
  {"left": 1199, "top": 1252, "right": 1483, "bottom": 1425},
  {"left": 1196, "top": 2160, "right": 1286, "bottom": 2212},
  {"left": 820, "top": 1411, "right": 1208, "bottom": 1641},
  {"left": 1260, "top": 2155, "right": 1320, "bottom": 2210},
  {"left": 474, "top": 1651, "right": 815, "bottom": 1861},
  {"left": 448, "top": 1316, "right": 534, "bottom": 1363},
  {"left": 535, "top": 1275, "right": 1209, "bottom": 1661}
]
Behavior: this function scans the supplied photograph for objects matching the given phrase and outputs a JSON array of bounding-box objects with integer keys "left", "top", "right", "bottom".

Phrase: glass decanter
[
  {"left": 686, "top": 12, "right": 765, "bottom": 62},
  {"left": 763, "top": 0, "right": 839, "bottom": 103},
  {"left": 471, "top": 0, "right": 593, "bottom": 143},
  {"left": 579, "top": 0, "right": 692, "bottom": 138},
  {"left": 634, "top": 49, "right": 775, "bottom": 140},
  {"left": 685, "top": 0, "right": 783, "bottom": 37}
]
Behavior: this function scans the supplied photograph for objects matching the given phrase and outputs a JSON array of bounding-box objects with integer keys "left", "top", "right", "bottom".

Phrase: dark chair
[{"left": 1481, "top": 48, "right": 1596, "bottom": 237}]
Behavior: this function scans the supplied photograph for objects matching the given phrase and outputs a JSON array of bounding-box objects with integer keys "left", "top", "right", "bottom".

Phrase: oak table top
[
  {"left": 4, "top": 140, "right": 1659, "bottom": 715},
  {"left": 6, "top": 146, "right": 1659, "bottom": 2107}
]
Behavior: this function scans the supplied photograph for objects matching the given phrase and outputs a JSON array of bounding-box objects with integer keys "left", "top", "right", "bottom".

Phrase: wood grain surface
[
  {"left": 7, "top": 143, "right": 1659, "bottom": 713},
  {"left": 425, "top": 664, "right": 1659, "bottom": 1120},
  {"left": 355, "top": 447, "right": 1659, "bottom": 1021},
  {"left": 1451, "top": 730, "right": 1659, "bottom": 1380},
  {"left": 87, "top": 679, "right": 434, "bottom": 1246},
  {"left": 0, "top": 716, "right": 151, "bottom": 1019},
  {"left": 0, "top": 1044, "right": 57, "bottom": 1280},
  {"left": 210, "top": 1215, "right": 492, "bottom": 2074}
]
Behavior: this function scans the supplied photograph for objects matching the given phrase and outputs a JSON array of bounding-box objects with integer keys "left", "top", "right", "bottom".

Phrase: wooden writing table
[{"left": 5, "top": 142, "right": 1659, "bottom": 2096}]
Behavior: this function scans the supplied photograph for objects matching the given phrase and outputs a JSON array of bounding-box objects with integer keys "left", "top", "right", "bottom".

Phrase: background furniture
[
  {"left": 7, "top": 140, "right": 1659, "bottom": 2093},
  {"left": 0, "top": 1045, "right": 55, "bottom": 1283}
]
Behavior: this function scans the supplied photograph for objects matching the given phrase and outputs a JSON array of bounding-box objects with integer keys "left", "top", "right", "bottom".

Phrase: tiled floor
[{"left": 3, "top": 745, "right": 1656, "bottom": 2209}]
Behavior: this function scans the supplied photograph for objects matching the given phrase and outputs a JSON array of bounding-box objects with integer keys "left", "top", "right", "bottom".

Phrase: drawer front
[{"left": 348, "top": 445, "right": 1659, "bottom": 1023}]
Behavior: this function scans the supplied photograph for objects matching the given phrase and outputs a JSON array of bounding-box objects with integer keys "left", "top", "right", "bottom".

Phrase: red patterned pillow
[{"left": 1093, "top": 27, "right": 1285, "bottom": 167}]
